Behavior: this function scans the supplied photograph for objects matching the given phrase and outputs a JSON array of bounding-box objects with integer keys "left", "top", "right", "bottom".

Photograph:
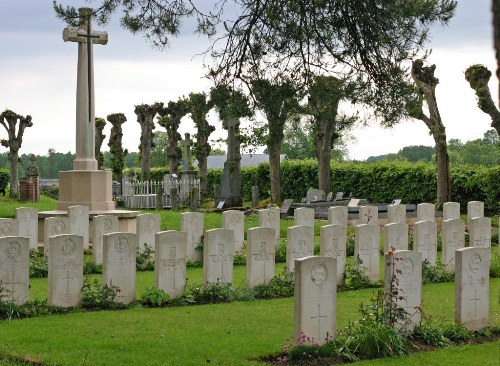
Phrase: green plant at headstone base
[
  {"left": 81, "top": 277, "right": 125, "bottom": 310},
  {"left": 40, "top": 184, "right": 59, "bottom": 200},
  {"left": 253, "top": 271, "right": 294, "bottom": 299},
  {"left": 275, "top": 238, "right": 287, "bottom": 263},
  {"left": 141, "top": 286, "right": 170, "bottom": 307},
  {"left": 136, "top": 244, "right": 155, "bottom": 271},
  {"left": 340, "top": 258, "right": 381, "bottom": 290},
  {"left": 187, "top": 281, "right": 237, "bottom": 304},
  {"left": 29, "top": 249, "right": 48, "bottom": 278},
  {"left": 346, "top": 227, "right": 355, "bottom": 256},
  {"left": 83, "top": 255, "right": 103, "bottom": 275},
  {"left": 422, "top": 259, "right": 455, "bottom": 284},
  {"left": 489, "top": 252, "right": 500, "bottom": 278}
]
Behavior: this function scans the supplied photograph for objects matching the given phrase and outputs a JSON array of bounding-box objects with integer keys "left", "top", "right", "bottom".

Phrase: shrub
[
  {"left": 489, "top": 252, "right": 500, "bottom": 278},
  {"left": 341, "top": 260, "right": 381, "bottom": 290},
  {"left": 412, "top": 322, "right": 449, "bottom": 347},
  {"left": 442, "top": 322, "right": 473, "bottom": 342},
  {"left": 81, "top": 278, "right": 124, "bottom": 310},
  {"left": 422, "top": 260, "right": 455, "bottom": 284},
  {"left": 0, "top": 168, "right": 8, "bottom": 194},
  {"left": 275, "top": 239, "right": 286, "bottom": 263},
  {"left": 136, "top": 244, "right": 155, "bottom": 271},
  {"left": 29, "top": 249, "right": 48, "bottom": 278},
  {"left": 141, "top": 286, "right": 170, "bottom": 307},
  {"left": 254, "top": 273, "right": 294, "bottom": 299},
  {"left": 40, "top": 184, "right": 59, "bottom": 200},
  {"left": 83, "top": 256, "right": 103, "bottom": 275},
  {"left": 188, "top": 282, "right": 236, "bottom": 305}
]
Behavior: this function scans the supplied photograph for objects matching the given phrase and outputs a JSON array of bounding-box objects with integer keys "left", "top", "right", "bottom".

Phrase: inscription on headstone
[
  {"left": 180, "top": 212, "right": 204, "bottom": 262},
  {"left": 413, "top": 220, "right": 437, "bottom": 266},
  {"left": 441, "top": 219, "right": 465, "bottom": 272},
  {"left": 16, "top": 207, "right": 38, "bottom": 250},
  {"left": 246, "top": 227, "right": 275, "bottom": 286},
  {"left": 91, "top": 215, "right": 119, "bottom": 264},
  {"left": 155, "top": 230, "right": 187, "bottom": 298},
  {"left": 0, "top": 237, "right": 29, "bottom": 305},
  {"left": 354, "top": 224, "right": 380, "bottom": 281},
  {"left": 320, "top": 224, "right": 347, "bottom": 285},
  {"left": 222, "top": 210, "right": 244, "bottom": 254},
  {"left": 203, "top": 229, "right": 235, "bottom": 284},
  {"left": 286, "top": 225, "right": 314, "bottom": 273}
]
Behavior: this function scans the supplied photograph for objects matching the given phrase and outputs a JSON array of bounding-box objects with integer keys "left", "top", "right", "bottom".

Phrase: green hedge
[{"left": 0, "top": 168, "right": 8, "bottom": 193}]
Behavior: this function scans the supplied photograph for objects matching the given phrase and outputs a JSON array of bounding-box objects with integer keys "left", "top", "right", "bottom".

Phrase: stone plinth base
[{"left": 57, "top": 170, "right": 114, "bottom": 211}]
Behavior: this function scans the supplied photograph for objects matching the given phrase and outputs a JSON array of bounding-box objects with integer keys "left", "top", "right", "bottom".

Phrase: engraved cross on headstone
[
  {"left": 62, "top": 270, "right": 74, "bottom": 292},
  {"left": 469, "top": 289, "right": 481, "bottom": 318},
  {"left": 474, "top": 230, "right": 490, "bottom": 248},
  {"left": 211, "top": 243, "right": 230, "bottom": 279},
  {"left": 3, "top": 272, "right": 20, "bottom": 300},
  {"left": 310, "top": 304, "right": 327, "bottom": 338},
  {"left": 420, "top": 233, "right": 434, "bottom": 260}
]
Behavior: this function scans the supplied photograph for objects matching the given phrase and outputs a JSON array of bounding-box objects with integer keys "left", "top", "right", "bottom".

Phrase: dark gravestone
[
  {"left": 280, "top": 199, "right": 294, "bottom": 215},
  {"left": 219, "top": 118, "right": 243, "bottom": 207},
  {"left": 306, "top": 188, "right": 326, "bottom": 203},
  {"left": 251, "top": 186, "right": 259, "bottom": 207}
]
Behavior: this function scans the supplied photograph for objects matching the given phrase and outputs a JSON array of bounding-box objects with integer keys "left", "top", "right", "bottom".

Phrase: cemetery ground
[{"left": 0, "top": 196, "right": 499, "bottom": 365}]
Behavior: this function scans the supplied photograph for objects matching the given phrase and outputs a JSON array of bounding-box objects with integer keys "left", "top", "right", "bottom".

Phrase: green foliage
[
  {"left": 0, "top": 168, "right": 8, "bottom": 193},
  {"left": 441, "top": 322, "right": 474, "bottom": 342},
  {"left": 397, "top": 145, "right": 435, "bottom": 162},
  {"left": 188, "top": 282, "right": 237, "bottom": 305},
  {"left": 341, "top": 260, "right": 381, "bottom": 291},
  {"left": 136, "top": 244, "right": 155, "bottom": 271},
  {"left": 141, "top": 286, "right": 170, "bottom": 307},
  {"left": 81, "top": 278, "right": 124, "bottom": 310},
  {"left": 489, "top": 252, "right": 500, "bottom": 278},
  {"left": 29, "top": 249, "right": 48, "bottom": 278},
  {"left": 40, "top": 184, "right": 59, "bottom": 200},
  {"left": 84, "top": 256, "right": 103, "bottom": 275},
  {"left": 422, "top": 260, "right": 455, "bottom": 284},
  {"left": 233, "top": 252, "right": 246, "bottom": 265},
  {"left": 275, "top": 239, "right": 287, "bottom": 263},
  {"left": 412, "top": 322, "right": 449, "bottom": 347},
  {"left": 253, "top": 273, "right": 294, "bottom": 299},
  {"left": 124, "top": 166, "right": 172, "bottom": 181}
]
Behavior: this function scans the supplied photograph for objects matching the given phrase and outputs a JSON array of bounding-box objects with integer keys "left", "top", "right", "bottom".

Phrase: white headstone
[
  {"left": 286, "top": 225, "right": 314, "bottom": 273},
  {"left": 320, "top": 224, "right": 346, "bottom": 285},
  {"left": 155, "top": 230, "right": 187, "bottom": 298},
  {"left": 443, "top": 202, "right": 460, "bottom": 221},
  {"left": 16, "top": 207, "right": 38, "bottom": 250},
  {"left": 222, "top": 210, "right": 245, "bottom": 254},
  {"left": 354, "top": 224, "right": 380, "bottom": 281},
  {"left": 384, "top": 250, "right": 422, "bottom": 332},
  {"left": 387, "top": 204, "right": 406, "bottom": 224},
  {"left": 68, "top": 205, "right": 90, "bottom": 250},
  {"left": 417, "top": 203, "right": 435, "bottom": 222},
  {"left": 468, "top": 217, "right": 491, "bottom": 250},
  {"left": 246, "top": 227, "right": 276, "bottom": 286},
  {"left": 294, "top": 207, "right": 315, "bottom": 228},
  {"left": 328, "top": 206, "right": 348, "bottom": 227},
  {"left": 359, "top": 205, "right": 378, "bottom": 226},
  {"left": 103, "top": 232, "right": 136, "bottom": 304},
  {"left": 136, "top": 213, "right": 161, "bottom": 251},
  {"left": 413, "top": 220, "right": 437, "bottom": 266},
  {"left": 91, "top": 215, "right": 119, "bottom": 264},
  {"left": 467, "top": 201, "right": 484, "bottom": 225},
  {"left": 0, "top": 237, "right": 30, "bottom": 305},
  {"left": 383, "top": 222, "right": 409, "bottom": 253},
  {"left": 48, "top": 234, "right": 84, "bottom": 307},
  {"left": 455, "top": 247, "right": 489, "bottom": 330},
  {"left": 180, "top": 212, "right": 204, "bottom": 262},
  {"left": 203, "top": 228, "right": 235, "bottom": 284},
  {"left": 258, "top": 207, "right": 281, "bottom": 247},
  {"left": 294, "top": 256, "right": 336, "bottom": 345},
  {"left": 441, "top": 219, "right": 466, "bottom": 272},
  {"left": 44, "top": 217, "right": 70, "bottom": 257},
  {"left": 0, "top": 219, "right": 19, "bottom": 238}
]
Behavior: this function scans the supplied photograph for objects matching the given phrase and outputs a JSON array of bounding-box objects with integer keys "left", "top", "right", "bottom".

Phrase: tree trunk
[
  {"left": 268, "top": 134, "right": 283, "bottom": 203},
  {"left": 8, "top": 150, "right": 18, "bottom": 198},
  {"left": 434, "top": 129, "right": 451, "bottom": 206},
  {"left": 198, "top": 154, "right": 208, "bottom": 196},
  {"left": 141, "top": 137, "right": 151, "bottom": 181},
  {"left": 315, "top": 117, "right": 334, "bottom": 193}
]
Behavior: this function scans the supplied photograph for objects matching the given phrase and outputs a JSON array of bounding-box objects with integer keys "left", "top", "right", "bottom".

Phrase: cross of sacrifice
[{"left": 180, "top": 133, "right": 193, "bottom": 170}]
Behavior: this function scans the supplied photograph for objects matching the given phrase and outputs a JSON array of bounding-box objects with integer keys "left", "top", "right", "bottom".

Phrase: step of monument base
[{"left": 57, "top": 170, "right": 113, "bottom": 211}]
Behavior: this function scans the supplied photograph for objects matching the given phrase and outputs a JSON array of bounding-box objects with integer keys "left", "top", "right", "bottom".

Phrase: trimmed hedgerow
[{"left": 0, "top": 168, "right": 8, "bottom": 194}]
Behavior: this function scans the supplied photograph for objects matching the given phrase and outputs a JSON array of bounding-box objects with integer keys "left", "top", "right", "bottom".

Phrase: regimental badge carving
[
  {"left": 0, "top": 222, "right": 13, "bottom": 235},
  {"left": 311, "top": 262, "right": 328, "bottom": 286},
  {"left": 104, "top": 218, "right": 113, "bottom": 231},
  {"left": 6, "top": 241, "right": 21, "bottom": 260},
  {"left": 189, "top": 214, "right": 198, "bottom": 226},
  {"left": 469, "top": 254, "right": 481, "bottom": 273},
  {"left": 114, "top": 237, "right": 129, "bottom": 254},
  {"left": 55, "top": 220, "right": 65, "bottom": 234},
  {"left": 267, "top": 211, "right": 276, "bottom": 220},
  {"left": 230, "top": 213, "right": 240, "bottom": 224},
  {"left": 399, "top": 257, "right": 414, "bottom": 278},
  {"left": 146, "top": 217, "right": 156, "bottom": 232},
  {"left": 61, "top": 238, "right": 76, "bottom": 256}
]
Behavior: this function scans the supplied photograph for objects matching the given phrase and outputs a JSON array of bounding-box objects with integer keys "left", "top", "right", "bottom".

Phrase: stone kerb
[
  {"left": 92, "top": 215, "right": 119, "bottom": 264},
  {"left": 455, "top": 247, "right": 489, "bottom": 330},
  {"left": 222, "top": 210, "right": 245, "bottom": 254},
  {"left": 0, "top": 236, "right": 30, "bottom": 305},
  {"left": 103, "top": 232, "right": 137, "bottom": 304},
  {"left": 319, "top": 224, "right": 347, "bottom": 285},
  {"left": 246, "top": 227, "right": 275, "bottom": 287},
  {"left": 443, "top": 202, "right": 460, "bottom": 221},
  {"left": 387, "top": 204, "right": 406, "bottom": 224},
  {"left": 294, "top": 256, "right": 336, "bottom": 345},
  {"left": 286, "top": 225, "right": 314, "bottom": 273},
  {"left": 294, "top": 207, "right": 315, "bottom": 228},
  {"left": 354, "top": 224, "right": 380, "bottom": 281},
  {"left": 0, "top": 218, "right": 19, "bottom": 238},
  {"left": 383, "top": 222, "right": 409, "bottom": 253},
  {"left": 416, "top": 203, "right": 435, "bottom": 222},
  {"left": 68, "top": 205, "right": 90, "bottom": 250},
  {"left": 328, "top": 206, "right": 348, "bottom": 227},
  {"left": 44, "top": 217, "right": 70, "bottom": 257},
  {"left": 16, "top": 207, "right": 38, "bottom": 250},
  {"left": 136, "top": 213, "right": 161, "bottom": 251},
  {"left": 155, "top": 230, "right": 187, "bottom": 298},
  {"left": 413, "top": 220, "right": 437, "bottom": 266},
  {"left": 180, "top": 212, "right": 204, "bottom": 262},
  {"left": 441, "top": 219, "right": 465, "bottom": 272},
  {"left": 359, "top": 205, "right": 378, "bottom": 226},
  {"left": 258, "top": 207, "right": 281, "bottom": 248},
  {"left": 203, "top": 228, "right": 235, "bottom": 284},
  {"left": 48, "top": 234, "right": 84, "bottom": 307}
]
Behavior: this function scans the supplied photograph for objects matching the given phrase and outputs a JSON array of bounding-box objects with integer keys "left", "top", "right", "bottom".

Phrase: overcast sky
[{"left": 0, "top": 0, "right": 496, "bottom": 161}]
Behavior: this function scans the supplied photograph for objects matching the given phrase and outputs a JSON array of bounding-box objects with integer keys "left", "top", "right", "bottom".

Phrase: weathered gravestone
[
  {"left": 68, "top": 205, "right": 89, "bottom": 250},
  {"left": 359, "top": 206, "right": 378, "bottom": 226},
  {"left": 383, "top": 222, "right": 409, "bottom": 253},
  {"left": 441, "top": 219, "right": 465, "bottom": 272},
  {"left": 413, "top": 220, "right": 437, "bottom": 266},
  {"left": 280, "top": 199, "right": 294, "bottom": 215},
  {"left": 91, "top": 215, "right": 119, "bottom": 264},
  {"left": 328, "top": 206, "right": 348, "bottom": 227},
  {"left": 384, "top": 250, "right": 422, "bottom": 332},
  {"left": 155, "top": 230, "right": 187, "bottom": 298},
  {"left": 306, "top": 188, "right": 326, "bottom": 203},
  {"left": 180, "top": 212, "right": 204, "bottom": 262},
  {"left": 203, "top": 228, "right": 235, "bottom": 284},
  {"left": 219, "top": 118, "right": 243, "bottom": 207},
  {"left": 16, "top": 207, "right": 38, "bottom": 250},
  {"left": 417, "top": 203, "right": 435, "bottom": 222},
  {"left": 354, "top": 224, "right": 380, "bottom": 281},
  {"left": 0, "top": 237, "right": 29, "bottom": 305},
  {"left": 251, "top": 186, "right": 259, "bottom": 207},
  {"left": 467, "top": 201, "right": 484, "bottom": 225},
  {"left": 48, "top": 234, "right": 83, "bottom": 307},
  {"left": 443, "top": 202, "right": 460, "bottom": 221},
  {"left": 387, "top": 204, "right": 406, "bottom": 224},
  {"left": 136, "top": 213, "right": 161, "bottom": 251},
  {"left": 468, "top": 217, "right": 491, "bottom": 250},
  {"left": 455, "top": 247, "right": 489, "bottom": 330},
  {"left": 295, "top": 256, "right": 336, "bottom": 345},
  {"left": 103, "top": 232, "right": 136, "bottom": 304},
  {"left": 320, "top": 224, "right": 347, "bottom": 285},
  {"left": 0, "top": 219, "right": 19, "bottom": 238},
  {"left": 44, "top": 217, "right": 70, "bottom": 257},
  {"left": 246, "top": 227, "right": 275, "bottom": 287},
  {"left": 222, "top": 210, "right": 244, "bottom": 254},
  {"left": 286, "top": 225, "right": 314, "bottom": 273},
  {"left": 259, "top": 207, "right": 280, "bottom": 248},
  {"left": 294, "top": 207, "right": 314, "bottom": 228}
]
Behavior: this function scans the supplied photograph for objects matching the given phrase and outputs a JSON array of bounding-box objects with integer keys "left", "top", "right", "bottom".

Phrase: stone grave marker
[
  {"left": 417, "top": 203, "right": 435, "bottom": 222},
  {"left": 136, "top": 213, "right": 160, "bottom": 251},
  {"left": 320, "top": 224, "right": 347, "bottom": 285},
  {"left": 258, "top": 207, "right": 281, "bottom": 248},
  {"left": 91, "top": 215, "right": 119, "bottom": 264},
  {"left": 280, "top": 199, "right": 294, "bottom": 215},
  {"left": 48, "top": 234, "right": 83, "bottom": 307},
  {"left": 68, "top": 205, "right": 90, "bottom": 250},
  {"left": 328, "top": 206, "right": 348, "bottom": 227},
  {"left": 0, "top": 219, "right": 19, "bottom": 238},
  {"left": 295, "top": 256, "right": 336, "bottom": 345},
  {"left": 383, "top": 222, "right": 409, "bottom": 253},
  {"left": 354, "top": 224, "right": 380, "bottom": 281},
  {"left": 0, "top": 237, "right": 30, "bottom": 305},
  {"left": 286, "top": 225, "right": 314, "bottom": 273},
  {"left": 180, "top": 212, "right": 204, "bottom": 262},
  {"left": 467, "top": 201, "right": 484, "bottom": 225},
  {"left": 155, "top": 230, "right": 187, "bottom": 298},
  {"left": 468, "top": 217, "right": 491, "bottom": 250},
  {"left": 103, "top": 232, "right": 136, "bottom": 304},
  {"left": 443, "top": 202, "right": 460, "bottom": 221},
  {"left": 384, "top": 250, "right": 422, "bottom": 332},
  {"left": 44, "top": 217, "right": 70, "bottom": 256},
  {"left": 347, "top": 198, "right": 360, "bottom": 208},
  {"left": 413, "top": 220, "right": 437, "bottom": 266},
  {"left": 387, "top": 204, "right": 406, "bottom": 224},
  {"left": 306, "top": 188, "right": 325, "bottom": 203},
  {"left": 222, "top": 210, "right": 244, "bottom": 254},
  {"left": 16, "top": 207, "right": 38, "bottom": 250},
  {"left": 294, "top": 207, "right": 314, "bottom": 228},
  {"left": 246, "top": 227, "right": 275, "bottom": 286},
  {"left": 203, "top": 228, "right": 235, "bottom": 284},
  {"left": 359, "top": 205, "right": 378, "bottom": 226},
  {"left": 455, "top": 247, "right": 489, "bottom": 330},
  {"left": 251, "top": 186, "right": 259, "bottom": 207},
  {"left": 441, "top": 219, "right": 465, "bottom": 272}
]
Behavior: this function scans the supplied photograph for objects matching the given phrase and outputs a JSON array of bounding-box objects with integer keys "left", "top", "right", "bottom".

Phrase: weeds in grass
[
  {"left": 141, "top": 286, "right": 170, "bottom": 307},
  {"left": 253, "top": 272, "right": 294, "bottom": 299},
  {"left": 29, "top": 249, "right": 47, "bottom": 278},
  {"left": 489, "top": 252, "right": 500, "bottom": 278},
  {"left": 81, "top": 277, "right": 124, "bottom": 310},
  {"left": 275, "top": 239, "right": 286, "bottom": 263},
  {"left": 83, "top": 256, "right": 103, "bottom": 275}
]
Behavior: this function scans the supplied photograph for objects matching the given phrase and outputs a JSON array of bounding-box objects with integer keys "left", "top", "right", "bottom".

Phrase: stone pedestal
[{"left": 57, "top": 170, "right": 114, "bottom": 211}]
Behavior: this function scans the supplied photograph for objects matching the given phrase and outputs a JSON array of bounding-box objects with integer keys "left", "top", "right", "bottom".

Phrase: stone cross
[
  {"left": 63, "top": 7, "right": 108, "bottom": 171},
  {"left": 180, "top": 133, "right": 193, "bottom": 170}
]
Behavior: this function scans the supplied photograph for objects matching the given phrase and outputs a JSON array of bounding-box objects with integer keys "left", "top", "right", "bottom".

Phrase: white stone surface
[
  {"left": 467, "top": 201, "right": 484, "bottom": 225},
  {"left": 286, "top": 225, "right": 314, "bottom": 273},
  {"left": 455, "top": 247, "right": 489, "bottom": 330},
  {"left": 258, "top": 207, "right": 281, "bottom": 247},
  {"left": 91, "top": 215, "right": 119, "bottom": 264},
  {"left": 320, "top": 224, "right": 347, "bottom": 284},
  {"left": 328, "top": 206, "right": 348, "bottom": 227},
  {"left": 48, "top": 234, "right": 84, "bottom": 307},
  {"left": 294, "top": 256, "right": 336, "bottom": 345},
  {"left": 0, "top": 237, "right": 30, "bottom": 305},
  {"left": 68, "top": 205, "right": 90, "bottom": 250},
  {"left": 413, "top": 220, "right": 438, "bottom": 266},
  {"left": 441, "top": 219, "right": 466, "bottom": 272},
  {"left": 0, "top": 219, "right": 19, "bottom": 238},
  {"left": 16, "top": 207, "right": 38, "bottom": 250},
  {"left": 180, "top": 212, "right": 204, "bottom": 262},
  {"left": 246, "top": 227, "right": 276, "bottom": 286},
  {"left": 136, "top": 213, "right": 161, "bottom": 251},
  {"left": 203, "top": 228, "right": 235, "bottom": 284},
  {"left": 443, "top": 202, "right": 460, "bottom": 221},
  {"left": 103, "top": 232, "right": 136, "bottom": 304},
  {"left": 383, "top": 222, "right": 409, "bottom": 253},
  {"left": 155, "top": 230, "right": 187, "bottom": 298},
  {"left": 44, "top": 217, "right": 70, "bottom": 256},
  {"left": 468, "top": 217, "right": 491, "bottom": 250},
  {"left": 294, "top": 207, "right": 315, "bottom": 228},
  {"left": 359, "top": 205, "right": 378, "bottom": 225},
  {"left": 354, "top": 224, "right": 380, "bottom": 281},
  {"left": 417, "top": 203, "right": 435, "bottom": 222},
  {"left": 387, "top": 204, "right": 406, "bottom": 224},
  {"left": 222, "top": 210, "right": 245, "bottom": 254}
]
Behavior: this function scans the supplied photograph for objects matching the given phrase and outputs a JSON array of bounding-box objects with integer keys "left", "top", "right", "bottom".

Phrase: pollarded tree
[
  {"left": 465, "top": 64, "right": 500, "bottom": 136},
  {"left": 493, "top": 0, "right": 500, "bottom": 107},
  {"left": 95, "top": 117, "right": 106, "bottom": 170},
  {"left": 0, "top": 109, "right": 33, "bottom": 198},
  {"left": 107, "top": 113, "right": 128, "bottom": 189},
  {"left": 189, "top": 92, "right": 215, "bottom": 197},
  {"left": 135, "top": 103, "right": 163, "bottom": 181}
]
